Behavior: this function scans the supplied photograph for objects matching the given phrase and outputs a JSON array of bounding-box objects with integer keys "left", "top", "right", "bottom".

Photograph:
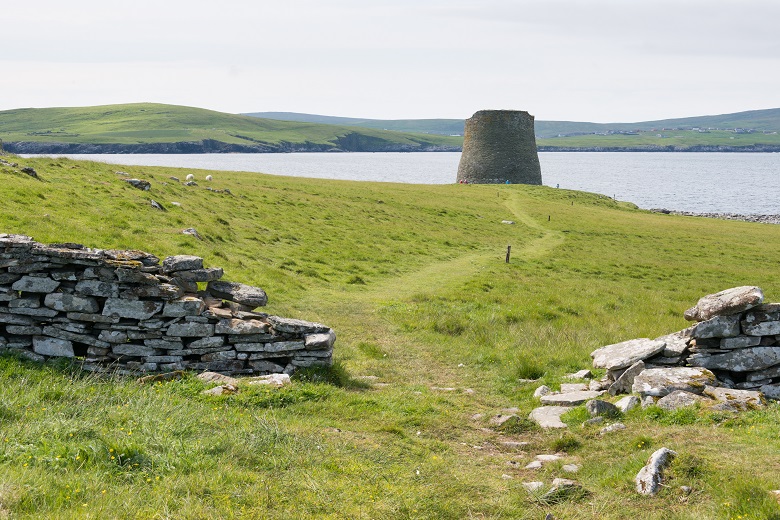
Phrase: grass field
[
  {"left": 1, "top": 154, "right": 780, "bottom": 518},
  {"left": 537, "top": 129, "right": 780, "bottom": 150}
]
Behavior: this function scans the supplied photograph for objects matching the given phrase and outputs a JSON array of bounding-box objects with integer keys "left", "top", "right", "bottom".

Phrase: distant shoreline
[
  {"left": 5, "top": 141, "right": 780, "bottom": 154},
  {"left": 650, "top": 209, "right": 780, "bottom": 224}
]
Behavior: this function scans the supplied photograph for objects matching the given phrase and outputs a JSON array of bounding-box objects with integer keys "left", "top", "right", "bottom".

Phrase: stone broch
[{"left": 0, "top": 233, "right": 335, "bottom": 375}]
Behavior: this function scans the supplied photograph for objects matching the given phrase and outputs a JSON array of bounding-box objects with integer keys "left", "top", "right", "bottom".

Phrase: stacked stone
[
  {"left": 0, "top": 233, "right": 335, "bottom": 375},
  {"left": 591, "top": 286, "right": 780, "bottom": 405}
]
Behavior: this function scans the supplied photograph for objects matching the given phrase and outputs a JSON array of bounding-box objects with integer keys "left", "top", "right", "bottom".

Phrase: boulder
[
  {"left": 124, "top": 179, "right": 151, "bottom": 191},
  {"left": 656, "top": 390, "right": 705, "bottom": 410},
  {"left": 585, "top": 399, "right": 620, "bottom": 418},
  {"left": 615, "top": 395, "right": 640, "bottom": 413},
  {"left": 632, "top": 367, "right": 716, "bottom": 397},
  {"left": 591, "top": 338, "right": 666, "bottom": 371},
  {"left": 702, "top": 386, "right": 765, "bottom": 411},
  {"left": 635, "top": 447, "right": 677, "bottom": 495},
  {"left": 208, "top": 281, "right": 268, "bottom": 308},
  {"left": 684, "top": 286, "right": 763, "bottom": 322}
]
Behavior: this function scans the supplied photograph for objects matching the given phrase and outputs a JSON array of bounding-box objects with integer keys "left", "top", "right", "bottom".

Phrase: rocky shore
[{"left": 650, "top": 209, "right": 780, "bottom": 225}]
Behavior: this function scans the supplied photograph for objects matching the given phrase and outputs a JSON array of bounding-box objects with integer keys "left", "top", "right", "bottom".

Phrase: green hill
[
  {"left": 2, "top": 153, "right": 780, "bottom": 518},
  {"left": 0, "top": 103, "right": 462, "bottom": 153},
  {"left": 248, "top": 108, "right": 780, "bottom": 150}
]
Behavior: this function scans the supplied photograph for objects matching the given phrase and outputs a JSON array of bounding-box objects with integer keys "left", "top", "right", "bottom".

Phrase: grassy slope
[
  {"left": 0, "top": 103, "right": 461, "bottom": 149},
  {"left": 244, "top": 108, "right": 780, "bottom": 142},
  {"left": 1, "top": 155, "right": 780, "bottom": 518}
]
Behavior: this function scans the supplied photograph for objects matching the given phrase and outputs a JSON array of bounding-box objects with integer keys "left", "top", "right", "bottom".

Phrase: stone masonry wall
[
  {"left": 456, "top": 110, "right": 542, "bottom": 185},
  {"left": 0, "top": 234, "right": 335, "bottom": 375}
]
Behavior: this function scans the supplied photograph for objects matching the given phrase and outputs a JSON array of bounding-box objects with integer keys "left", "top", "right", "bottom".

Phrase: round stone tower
[{"left": 456, "top": 110, "right": 542, "bottom": 185}]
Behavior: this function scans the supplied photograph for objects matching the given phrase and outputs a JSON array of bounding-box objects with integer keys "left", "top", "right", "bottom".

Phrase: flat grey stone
[
  {"left": 760, "top": 384, "right": 780, "bottom": 400},
  {"left": 162, "top": 296, "right": 206, "bottom": 318},
  {"left": 248, "top": 360, "right": 285, "bottom": 372},
  {"left": 560, "top": 383, "right": 587, "bottom": 392},
  {"left": 162, "top": 255, "right": 204, "bottom": 273},
  {"left": 746, "top": 364, "right": 780, "bottom": 382},
  {"left": 632, "top": 367, "right": 715, "bottom": 397},
  {"left": 112, "top": 344, "right": 162, "bottom": 357},
  {"left": 44, "top": 293, "right": 100, "bottom": 313},
  {"left": 12, "top": 276, "right": 60, "bottom": 293},
  {"left": 304, "top": 330, "right": 336, "bottom": 350},
  {"left": 703, "top": 386, "right": 765, "bottom": 411},
  {"left": 540, "top": 390, "right": 604, "bottom": 406},
  {"left": 166, "top": 322, "right": 215, "bottom": 337},
  {"left": 264, "top": 340, "right": 305, "bottom": 353},
  {"left": 6, "top": 325, "right": 43, "bottom": 335},
  {"left": 656, "top": 390, "right": 706, "bottom": 410},
  {"left": 720, "top": 335, "right": 762, "bottom": 349},
  {"left": 687, "top": 346, "right": 780, "bottom": 372},
  {"left": 32, "top": 336, "right": 74, "bottom": 357},
  {"left": 75, "top": 280, "right": 119, "bottom": 298},
  {"left": 172, "top": 268, "right": 223, "bottom": 282},
  {"left": 684, "top": 286, "right": 764, "bottom": 322},
  {"left": 657, "top": 331, "right": 690, "bottom": 357},
  {"left": 215, "top": 318, "right": 268, "bottom": 335},
  {"left": 189, "top": 336, "right": 225, "bottom": 348},
  {"left": 9, "top": 295, "right": 40, "bottom": 308},
  {"left": 103, "top": 298, "right": 164, "bottom": 320},
  {"left": 202, "top": 350, "right": 237, "bottom": 361},
  {"left": 600, "top": 422, "right": 626, "bottom": 435},
  {"left": 98, "top": 330, "right": 128, "bottom": 344},
  {"left": 742, "top": 320, "right": 780, "bottom": 336},
  {"left": 115, "top": 268, "right": 159, "bottom": 284},
  {"left": 591, "top": 338, "right": 666, "bottom": 370},
  {"left": 691, "top": 315, "right": 741, "bottom": 339},
  {"left": 609, "top": 360, "right": 645, "bottom": 395},
  {"left": 266, "top": 315, "right": 329, "bottom": 334},
  {"left": 120, "top": 284, "right": 183, "bottom": 300},
  {"left": 529, "top": 406, "right": 569, "bottom": 428},
  {"left": 208, "top": 281, "right": 267, "bottom": 308}
]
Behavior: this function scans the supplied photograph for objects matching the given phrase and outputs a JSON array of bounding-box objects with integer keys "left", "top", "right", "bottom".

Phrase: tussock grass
[{"left": 1, "top": 154, "right": 780, "bottom": 517}]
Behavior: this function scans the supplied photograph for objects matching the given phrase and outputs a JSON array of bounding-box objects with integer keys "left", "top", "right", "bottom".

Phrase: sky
[{"left": 2, "top": 0, "right": 779, "bottom": 122}]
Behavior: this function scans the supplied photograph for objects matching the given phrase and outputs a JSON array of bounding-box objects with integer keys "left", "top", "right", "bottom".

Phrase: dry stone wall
[
  {"left": 456, "top": 110, "right": 542, "bottom": 185},
  {"left": 0, "top": 234, "right": 334, "bottom": 375}
]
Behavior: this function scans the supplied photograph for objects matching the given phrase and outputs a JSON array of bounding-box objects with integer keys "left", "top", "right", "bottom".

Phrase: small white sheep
[
  {"left": 205, "top": 175, "right": 213, "bottom": 181},
  {"left": 185, "top": 174, "right": 195, "bottom": 181}
]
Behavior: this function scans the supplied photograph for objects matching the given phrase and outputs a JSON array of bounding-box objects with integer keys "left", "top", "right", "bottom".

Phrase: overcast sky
[{"left": 2, "top": 0, "right": 778, "bottom": 122}]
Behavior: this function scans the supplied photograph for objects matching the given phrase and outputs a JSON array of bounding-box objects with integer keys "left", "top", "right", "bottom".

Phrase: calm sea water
[{"left": 23, "top": 152, "right": 780, "bottom": 214}]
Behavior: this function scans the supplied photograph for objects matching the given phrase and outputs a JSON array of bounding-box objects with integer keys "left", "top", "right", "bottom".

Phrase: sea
[{"left": 21, "top": 152, "right": 780, "bottom": 214}]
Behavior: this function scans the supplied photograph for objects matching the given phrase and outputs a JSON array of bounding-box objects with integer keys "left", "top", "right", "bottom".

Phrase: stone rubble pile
[
  {"left": 0, "top": 233, "right": 335, "bottom": 375},
  {"left": 529, "top": 286, "right": 780, "bottom": 430}
]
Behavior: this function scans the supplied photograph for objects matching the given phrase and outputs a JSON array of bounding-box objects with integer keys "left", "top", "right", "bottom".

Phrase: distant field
[
  {"left": 0, "top": 103, "right": 462, "bottom": 152},
  {"left": 537, "top": 129, "right": 780, "bottom": 150}
]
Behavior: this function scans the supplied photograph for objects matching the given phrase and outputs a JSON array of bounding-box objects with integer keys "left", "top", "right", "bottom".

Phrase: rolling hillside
[{"left": 0, "top": 103, "right": 462, "bottom": 154}]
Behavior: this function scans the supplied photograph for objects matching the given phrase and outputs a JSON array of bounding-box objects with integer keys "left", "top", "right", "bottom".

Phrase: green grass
[
  {"left": 0, "top": 103, "right": 461, "bottom": 150},
  {"left": 1, "top": 154, "right": 780, "bottom": 518},
  {"left": 537, "top": 129, "right": 780, "bottom": 150}
]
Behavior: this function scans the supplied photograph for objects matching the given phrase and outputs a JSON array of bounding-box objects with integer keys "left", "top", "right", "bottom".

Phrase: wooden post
[
  {"left": 505, "top": 245, "right": 511, "bottom": 263},
  {"left": 548, "top": 215, "right": 551, "bottom": 221}
]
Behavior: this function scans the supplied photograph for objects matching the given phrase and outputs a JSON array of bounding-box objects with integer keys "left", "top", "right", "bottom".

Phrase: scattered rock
[
  {"left": 21, "top": 166, "right": 38, "bottom": 178},
  {"left": 599, "top": 422, "right": 626, "bottom": 435},
  {"left": 565, "top": 369, "right": 593, "bottom": 380},
  {"left": 529, "top": 406, "right": 569, "bottom": 429},
  {"left": 562, "top": 464, "right": 580, "bottom": 473},
  {"left": 702, "top": 386, "right": 765, "bottom": 411},
  {"left": 181, "top": 228, "right": 202, "bottom": 240},
  {"left": 540, "top": 390, "right": 604, "bottom": 406},
  {"left": 136, "top": 371, "right": 184, "bottom": 384},
  {"left": 197, "top": 371, "right": 239, "bottom": 385},
  {"left": 635, "top": 447, "right": 676, "bottom": 495},
  {"left": 208, "top": 281, "right": 268, "bottom": 308},
  {"left": 150, "top": 199, "right": 166, "bottom": 211},
  {"left": 533, "top": 385, "right": 552, "bottom": 398},
  {"left": 614, "top": 395, "right": 640, "bottom": 413},
  {"left": 501, "top": 220, "right": 515, "bottom": 225},
  {"left": 656, "top": 390, "right": 705, "bottom": 410},
  {"left": 201, "top": 384, "right": 238, "bottom": 396},
  {"left": 585, "top": 399, "right": 620, "bottom": 418},
  {"left": 522, "top": 481, "right": 545, "bottom": 492},
  {"left": 560, "top": 383, "right": 588, "bottom": 392},
  {"left": 246, "top": 373, "right": 291, "bottom": 388},
  {"left": 124, "top": 178, "right": 151, "bottom": 191}
]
